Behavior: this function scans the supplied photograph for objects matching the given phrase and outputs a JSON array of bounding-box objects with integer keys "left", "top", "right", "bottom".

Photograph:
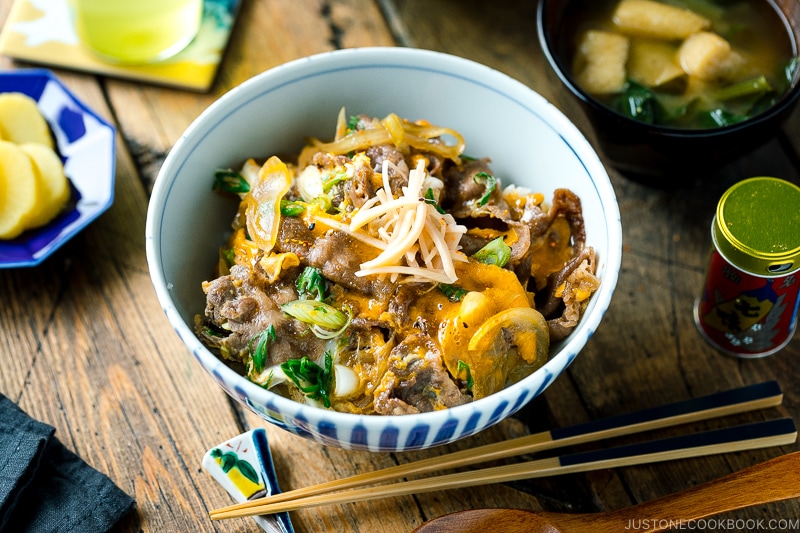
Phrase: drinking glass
[{"left": 70, "top": 0, "right": 203, "bottom": 64}]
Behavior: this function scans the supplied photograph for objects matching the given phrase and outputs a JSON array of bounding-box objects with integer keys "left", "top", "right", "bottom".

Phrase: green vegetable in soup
[
  {"left": 610, "top": 57, "right": 797, "bottom": 129},
  {"left": 612, "top": 80, "right": 660, "bottom": 124},
  {"left": 568, "top": 0, "right": 797, "bottom": 130}
]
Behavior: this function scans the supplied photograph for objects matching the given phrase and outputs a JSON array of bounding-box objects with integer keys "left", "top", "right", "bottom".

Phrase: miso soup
[{"left": 563, "top": 0, "right": 798, "bottom": 129}]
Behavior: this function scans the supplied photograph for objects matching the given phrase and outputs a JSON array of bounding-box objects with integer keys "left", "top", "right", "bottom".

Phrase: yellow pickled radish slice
[
  {"left": 468, "top": 306, "right": 550, "bottom": 366},
  {"left": 19, "top": 143, "right": 70, "bottom": 229},
  {"left": 0, "top": 92, "right": 54, "bottom": 148},
  {"left": 0, "top": 140, "right": 40, "bottom": 239},
  {"left": 243, "top": 155, "right": 292, "bottom": 252}
]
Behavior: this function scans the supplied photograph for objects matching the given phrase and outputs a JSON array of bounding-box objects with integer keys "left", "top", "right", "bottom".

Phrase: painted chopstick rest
[{"left": 202, "top": 428, "right": 294, "bottom": 533}]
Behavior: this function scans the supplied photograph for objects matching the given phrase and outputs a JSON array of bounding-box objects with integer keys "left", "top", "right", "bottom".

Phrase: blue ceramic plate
[{"left": 0, "top": 69, "right": 115, "bottom": 268}]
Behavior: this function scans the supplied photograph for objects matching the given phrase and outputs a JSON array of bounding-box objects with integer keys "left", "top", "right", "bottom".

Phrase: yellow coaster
[{"left": 0, "top": 0, "right": 241, "bottom": 92}]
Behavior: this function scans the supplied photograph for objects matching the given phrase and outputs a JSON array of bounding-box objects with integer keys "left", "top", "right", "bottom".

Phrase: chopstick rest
[
  {"left": 211, "top": 417, "right": 797, "bottom": 519},
  {"left": 209, "top": 380, "right": 782, "bottom": 518},
  {"left": 202, "top": 428, "right": 294, "bottom": 533}
]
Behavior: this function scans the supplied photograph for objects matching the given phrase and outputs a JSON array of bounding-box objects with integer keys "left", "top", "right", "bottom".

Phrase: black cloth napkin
[{"left": 0, "top": 394, "right": 135, "bottom": 532}]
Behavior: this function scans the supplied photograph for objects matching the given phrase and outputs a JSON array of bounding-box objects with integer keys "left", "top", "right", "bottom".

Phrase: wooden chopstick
[
  {"left": 209, "top": 381, "right": 782, "bottom": 520},
  {"left": 211, "top": 417, "right": 797, "bottom": 519}
]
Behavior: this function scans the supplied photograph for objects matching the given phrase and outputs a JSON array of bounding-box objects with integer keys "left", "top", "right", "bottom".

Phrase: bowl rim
[
  {"left": 535, "top": 0, "right": 800, "bottom": 138},
  {"left": 146, "top": 46, "right": 623, "bottom": 445}
]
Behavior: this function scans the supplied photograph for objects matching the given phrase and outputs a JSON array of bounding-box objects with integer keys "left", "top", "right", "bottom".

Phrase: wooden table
[{"left": 1, "top": 1, "right": 799, "bottom": 531}]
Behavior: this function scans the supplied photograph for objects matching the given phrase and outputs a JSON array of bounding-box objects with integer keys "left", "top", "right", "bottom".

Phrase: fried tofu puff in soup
[{"left": 195, "top": 109, "right": 600, "bottom": 415}]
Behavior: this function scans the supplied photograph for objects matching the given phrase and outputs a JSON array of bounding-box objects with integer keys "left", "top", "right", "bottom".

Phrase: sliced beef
[
  {"left": 274, "top": 217, "right": 395, "bottom": 300},
  {"left": 365, "top": 144, "right": 409, "bottom": 195},
  {"left": 457, "top": 232, "right": 492, "bottom": 256},
  {"left": 196, "top": 264, "right": 325, "bottom": 366},
  {"left": 374, "top": 334, "right": 471, "bottom": 415},
  {"left": 542, "top": 247, "right": 600, "bottom": 341},
  {"left": 307, "top": 231, "right": 395, "bottom": 301},
  {"left": 441, "top": 158, "right": 501, "bottom": 216},
  {"left": 532, "top": 188, "right": 591, "bottom": 318},
  {"left": 345, "top": 159, "right": 375, "bottom": 207},
  {"left": 311, "top": 151, "right": 350, "bottom": 168},
  {"left": 528, "top": 188, "right": 587, "bottom": 246}
]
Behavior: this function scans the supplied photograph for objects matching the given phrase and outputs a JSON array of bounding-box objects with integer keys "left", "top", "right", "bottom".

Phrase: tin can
[{"left": 694, "top": 177, "right": 800, "bottom": 358}]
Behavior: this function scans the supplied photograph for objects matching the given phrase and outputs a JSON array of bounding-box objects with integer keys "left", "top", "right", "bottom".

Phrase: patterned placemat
[{"left": 0, "top": 0, "right": 241, "bottom": 92}]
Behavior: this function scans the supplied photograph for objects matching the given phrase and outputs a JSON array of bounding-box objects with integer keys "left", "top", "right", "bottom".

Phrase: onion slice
[{"left": 243, "top": 156, "right": 292, "bottom": 253}]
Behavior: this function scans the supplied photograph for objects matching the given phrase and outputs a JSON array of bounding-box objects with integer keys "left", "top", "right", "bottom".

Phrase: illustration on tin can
[{"left": 696, "top": 258, "right": 798, "bottom": 356}]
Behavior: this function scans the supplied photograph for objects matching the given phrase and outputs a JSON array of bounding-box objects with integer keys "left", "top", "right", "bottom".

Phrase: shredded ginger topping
[{"left": 347, "top": 159, "right": 467, "bottom": 284}]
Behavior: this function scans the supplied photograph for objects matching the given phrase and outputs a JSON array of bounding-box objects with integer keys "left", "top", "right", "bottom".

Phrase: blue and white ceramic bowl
[
  {"left": 0, "top": 69, "right": 116, "bottom": 268},
  {"left": 146, "top": 47, "right": 622, "bottom": 452}
]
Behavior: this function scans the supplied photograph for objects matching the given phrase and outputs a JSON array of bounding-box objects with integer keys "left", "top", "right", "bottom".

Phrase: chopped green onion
[
  {"left": 281, "top": 352, "right": 334, "bottom": 407},
  {"left": 311, "top": 195, "right": 333, "bottom": 212},
  {"left": 296, "top": 266, "right": 328, "bottom": 302},
  {"left": 472, "top": 237, "right": 511, "bottom": 268},
  {"left": 424, "top": 188, "right": 446, "bottom": 214},
  {"left": 221, "top": 247, "right": 235, "bottom": 268},
  {"left": 280, "top": 199, "right": 306, "bottom": 216},
  {"left": 213, "top": 169, "right": 250, "bottom": 194},
  {"left": 282, "top": 300, "right": 346, "bottom": 329},
  {"left": 457, "top": 360, "right": 474, "bottom": 394},
  {"left": 281, "top": 299, "right": 351, "bottom": 339},
  {"left": 322, "top": 171, "right": 348, "bottom": 193},
  {"left": 248, "top": 325, "right": 276, "bottom": 374},
  {"left": 262, "top": 369, "right": 275, "bottom": 390},
  {"left": 439, "top": 283, "right": 467, "bottom": 302},
  {"left": 473, "top": 171, "right": 496, "bottom": 206},
  {"left": 203, "top": 326, "right": 225, "bottom": 338},
  {"left": 347, "top": 115, "right": 361, "bottom": 132}
]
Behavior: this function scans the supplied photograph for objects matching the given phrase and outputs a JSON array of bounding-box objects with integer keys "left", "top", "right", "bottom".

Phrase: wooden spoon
[{"left": 413, "top": 451, "right": 800, "bottom": 533}]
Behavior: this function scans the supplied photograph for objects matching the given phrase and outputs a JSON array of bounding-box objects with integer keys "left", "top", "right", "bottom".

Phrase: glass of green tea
[{"left": 69, "top": 0, "right": 203, "bottom": 64}]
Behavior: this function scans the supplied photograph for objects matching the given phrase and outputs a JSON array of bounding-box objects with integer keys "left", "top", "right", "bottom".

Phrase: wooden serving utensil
[{"left": 413, "top": 451, "right": 800, "bottom": 533}]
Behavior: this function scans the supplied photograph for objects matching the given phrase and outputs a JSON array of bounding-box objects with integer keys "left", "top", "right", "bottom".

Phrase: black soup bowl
[{"left": 537, "top": 0, "right": 800, "bottom": 186}]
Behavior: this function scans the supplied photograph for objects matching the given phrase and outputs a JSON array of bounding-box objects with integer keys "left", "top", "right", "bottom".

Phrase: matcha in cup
[{"left": 70, "top": 0, "right": 203, "bottom": 64}]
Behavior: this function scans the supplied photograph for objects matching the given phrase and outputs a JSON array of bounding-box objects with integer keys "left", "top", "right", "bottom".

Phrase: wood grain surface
[{"left": 1, "top": 1, "right": 798, "bottom": 532}]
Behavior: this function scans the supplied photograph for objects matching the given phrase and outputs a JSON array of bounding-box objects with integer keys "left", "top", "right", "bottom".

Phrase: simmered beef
[
  {"left": 195, "top": 112, "right": 600, "bottom": 415},
  {"left": 374, "top": 334, "right": 471, "bottom": 415},
  {"left": 197, "top": 264, "right": 325, "bottom": 365}
]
